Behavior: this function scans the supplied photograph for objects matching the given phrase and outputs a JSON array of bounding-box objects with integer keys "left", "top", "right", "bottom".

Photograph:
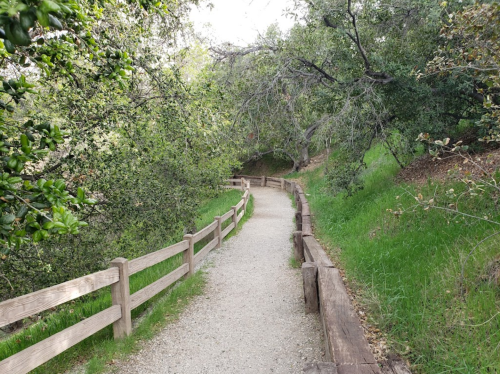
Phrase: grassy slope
[
  {"left": 294, "top": 146, "right": 500, "bottom": 373},
  {"left": 0, "top": 189, "right": 253, "bottom": 374}
]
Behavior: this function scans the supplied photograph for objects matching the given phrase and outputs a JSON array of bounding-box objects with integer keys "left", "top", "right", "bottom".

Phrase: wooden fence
[
  {"left": 233, "top": 175, "right": 409, "bottom": 374},
  {"left": 0, "top": 179, "right": 251, "bottom": 374}
]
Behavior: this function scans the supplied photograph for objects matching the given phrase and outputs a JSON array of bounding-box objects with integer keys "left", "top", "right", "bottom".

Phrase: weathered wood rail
[
  {"left": 234, "top": 175, "right": 410, "bottom": 374},
  {"left": 0, "top": 179, "right": 251, "bottom": 374}
]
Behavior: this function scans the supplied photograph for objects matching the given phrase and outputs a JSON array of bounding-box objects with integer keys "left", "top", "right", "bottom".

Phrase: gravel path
[{"left": 115, "top": 187, "right": 324, "bottom": 374}]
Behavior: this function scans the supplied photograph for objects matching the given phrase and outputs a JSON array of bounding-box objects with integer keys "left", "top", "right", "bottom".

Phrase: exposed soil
[{"left": 397, "top": 148, "right": 500, "bottom": 185}]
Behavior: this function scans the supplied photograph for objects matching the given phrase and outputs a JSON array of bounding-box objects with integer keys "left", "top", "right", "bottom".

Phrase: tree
[
  {"left": 426, "top": 1, "right": 500, "bottom": 142},
  {"left": 211, "top": 0, "right": 487, "bottom": 194}
]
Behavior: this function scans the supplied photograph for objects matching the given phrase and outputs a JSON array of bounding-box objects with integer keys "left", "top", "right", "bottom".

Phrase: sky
[{"left": 190, "top": 0, "right": 296, "bottom": 45}]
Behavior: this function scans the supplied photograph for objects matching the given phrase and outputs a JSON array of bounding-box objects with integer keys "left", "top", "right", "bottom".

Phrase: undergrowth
[
  {"left": 294, "top": 145, "right": 500, "bottom": 373},
  {"left": 0, "top": 188, "right": 252, "bottom": 374}
]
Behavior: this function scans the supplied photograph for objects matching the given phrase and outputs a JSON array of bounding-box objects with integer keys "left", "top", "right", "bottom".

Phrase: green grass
[
  {"left": 296, "top": 145, "right": 500, "bottom": 373},
  {"left": 0, "top": 188, "right": 252, "bottom": 374}
]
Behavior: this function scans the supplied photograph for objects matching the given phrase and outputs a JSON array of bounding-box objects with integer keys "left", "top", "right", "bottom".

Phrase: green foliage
[
  {"left": 0, "top": 187, "right": 247, "bottom": 372},
  {"left": 300, "top": 145, "right": 500, "bottom": 372},
  {"left": 427, "top": 2, "right": 500, "bottom": 142}
]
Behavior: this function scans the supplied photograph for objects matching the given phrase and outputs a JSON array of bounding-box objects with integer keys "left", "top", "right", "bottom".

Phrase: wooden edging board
[
  {"left": 318, "top": 266, "right": 381, "bottom": 374},
  {"left": 243, "top": 175, "right": 398, "bottom": 374}
]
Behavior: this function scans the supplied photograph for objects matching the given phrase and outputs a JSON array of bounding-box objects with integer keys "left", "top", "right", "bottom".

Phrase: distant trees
[{"left": 212, "top": 0, "right": 492, "bottom": 194}]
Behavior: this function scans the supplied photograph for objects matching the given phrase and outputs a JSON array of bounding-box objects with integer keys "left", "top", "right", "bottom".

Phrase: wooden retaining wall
[
  {"left": 0, "top": 179, "right": 251, "bottom": 374},
  {"left": 234, "top": 175, "right": 410, "bottom": 374}
]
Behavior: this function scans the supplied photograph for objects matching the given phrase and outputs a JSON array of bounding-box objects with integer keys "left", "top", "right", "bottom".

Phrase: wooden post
[
  {"left": 293, "top": 230, "right": 304, "bottom": 262},
  {"left": 183, "top": 234, "right": 194, "bottom": 276},
  {"left": 295, "top": 211, "right": 303, "bottom": 231},
  {"left": 280, "top": 178, "right": 285, "bottom": 190},
  {"left": 231, "top": 205, "right": 238, "bottom": 226},
  {"left": 291, "top": 181, "right": 296, "bottom": 195},
  {"left": 261, "top": 175, "right": 266, "bottom": 187},
  {"left": 215, "top": 216, "right": 222, "bottom": 249},
  {"left": 302, "top": 262, "right": 319, "bottom": 314},
  {"left": 241, "top": 178, "right": 245, "bottom": 191},
  {"left": 110, "top": 258, "right": 132, "bottom": 339}
]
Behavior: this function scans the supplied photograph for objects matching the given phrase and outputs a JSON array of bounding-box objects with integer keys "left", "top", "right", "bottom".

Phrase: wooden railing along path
[
  {"left": 234, "top": 175, "right": 410, "bottom": 374},
  {"left": 0, "top": 179, "right": 251, "bottom": 374}
]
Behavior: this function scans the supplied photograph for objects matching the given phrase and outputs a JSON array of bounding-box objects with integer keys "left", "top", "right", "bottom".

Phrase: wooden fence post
[
  {"left": 291, "top": 181, "right": 296, "bottom": 195},
  {"left": 261, "top": 175, "right": 266, "bottom": 187},
  {"left": 215, "top": 216, "right": 222, "bottom": 249},
  {"left": 231, "top": 205, "right": 238, "bottom": 226},
  {"left": 295, "top": 211, "right": 303, "bottom": 231},
  {"left": 302, "top": 262, "right": 319, "bottom": 314},
  {"left": 241, "top": 178, "right": 245, "bottom": 191},
  {"left": 110, "top": 258, "right": 132, "bottom": 339},
  {"left": 280, "top": 178, "right": 285, "bottom": 190},
  {"left": 183, "top": 234, "right": 194, "bottom": 276},
  {"left": 293, "top": 230, "right": 304, "bottom": 262}
]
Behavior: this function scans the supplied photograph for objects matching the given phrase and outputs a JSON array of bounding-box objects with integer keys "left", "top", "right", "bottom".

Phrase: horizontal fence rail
[{"left": 0, "top": 179, "right": 251, "bottom": 374}]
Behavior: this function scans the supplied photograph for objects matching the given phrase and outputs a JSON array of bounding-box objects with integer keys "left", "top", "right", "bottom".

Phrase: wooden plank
[
  {"left": 221, "top": 222, "right": 235, "bottom": 238},
  {"left": 302, "top": 215, "right": 313, "bottom": 236},
  {"left": 266, "top": 177, "right": 282, "bottom": 182},
  {"left": 303, "top": 236, "right": 333, "bottom": 267},
  {"left": 0, "top": 268, "right": 119, "bottom": 328},
  {"left": 296, "top": 185, "right": 304, "bottom": 195},
  {"left": 337, "top": 364, "right": 381, "bottom": 374},
  {"left": 130, "top": 263, "right": 189, "bottom": 310},
  {"left": 302, "top": 262, "right": 319, "bottom": 314},
  {"left": 235, "top": 198, "right": 244, "bottom": 211},
  {"left": 129, "top": 241, "right": 189, "bottom": 275},
  {"left": 243, "top": 190, "right": 249, "bottom": 200},
  {"left": 293, "top": 231, "right": 304, "bottom": 262},
  {"left": 318, "top": 266, "right": 378, "bottom": 368},
  {"left": 302, "top": 202, "right": 311, "bottom": 216},
  {"left": 110, "top": 258, "right": 131, "bottom": 339},
  {"left": 295, "top": 211, "right": 302, "bottom": 231},
  {"left": 194, "top": 238, "right": 219, "bottom": 266},
  {"left": 193, "top": 221, "right": 218, "bottom": 243},
  {"left": 221, "top": 209, "right": 233, "bottom": 222},
  {"left": 303, "top": 362, "right": 338, "bottom": 373},
  {"left": 0, "top": 305, "right": 121, "bottom": 374},
  {"left": 304, "top": 243, "right": 313, "bottom": 263},
  {"left": 267, "top": 181, "right": 281, "bottom": 189},
  {"left": 299, "top": 193, "right": 308, "bottom": 206},
  {"left": 237, "top": 210, "right": 244, "bottom": 223}
]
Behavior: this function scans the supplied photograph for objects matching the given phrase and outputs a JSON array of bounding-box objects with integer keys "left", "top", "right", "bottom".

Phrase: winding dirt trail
[{"left": 115, "top": 187, "right": 324, "bottom": 373}]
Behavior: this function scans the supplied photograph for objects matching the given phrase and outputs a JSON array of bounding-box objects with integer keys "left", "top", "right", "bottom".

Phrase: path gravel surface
[{"left": 115, "top": 187, "right": 324, "bottom": 374}]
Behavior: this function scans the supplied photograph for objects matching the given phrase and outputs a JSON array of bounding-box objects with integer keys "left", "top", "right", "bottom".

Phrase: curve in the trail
[{"left": 115, "top": 187, "right": 325, "bottom": 374}]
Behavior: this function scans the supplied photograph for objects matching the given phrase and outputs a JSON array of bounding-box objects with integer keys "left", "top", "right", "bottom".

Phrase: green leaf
[
  {"left": 36, "top": 10, "right": 50, "bottom": 27},
  {"left": 77, "top": 187, "right": 85, "bottom": 200},
  {"left": 43, "top": 221, "right": 54, "bottom": 229},
  {"left": 0, "top": 214, "right": 16, "bottom": 225},
  {"left": 33, "top": 230, "right": 43, "bottom": 242}
]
